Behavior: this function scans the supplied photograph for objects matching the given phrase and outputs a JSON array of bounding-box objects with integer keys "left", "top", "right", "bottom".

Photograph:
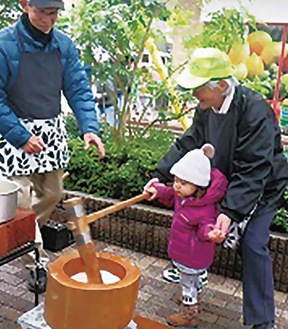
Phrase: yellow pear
[
  {"left": 261, "top": 42, "right": 283, "bottom": 66},
  {"left": 246, "top": 53, "right": 264, "bottom": 78},
  {"left": 228, "top": 43, "right": 250, "bottom": 65},
  {"left": 247, "top": 31, "right": 272, "bottom": 56},
  {"left": 232, "top": 63, "right": 248, "bottom": 80}
]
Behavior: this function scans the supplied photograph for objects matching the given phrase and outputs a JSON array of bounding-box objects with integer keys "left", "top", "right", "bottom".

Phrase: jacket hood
[{"left": 182, "top": 168, "right": 228, "bottom": 207}]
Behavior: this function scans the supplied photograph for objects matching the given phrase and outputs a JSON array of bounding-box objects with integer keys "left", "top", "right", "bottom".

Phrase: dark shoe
[
  {"left": 252, "top": 320, "right": 275, "bottom": 329},
  {"left": 28, "top": 266, "right": 47, "bottom": 294}
]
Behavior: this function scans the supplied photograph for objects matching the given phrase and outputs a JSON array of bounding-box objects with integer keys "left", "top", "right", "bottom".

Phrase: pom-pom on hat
[{"left": 170, "top": 144, "right": 214, "bottom": 187}]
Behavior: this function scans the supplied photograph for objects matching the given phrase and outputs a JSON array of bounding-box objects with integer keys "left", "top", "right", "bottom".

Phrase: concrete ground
[{"left": 0, "top": 241, "right": 288, "bottom": 329}]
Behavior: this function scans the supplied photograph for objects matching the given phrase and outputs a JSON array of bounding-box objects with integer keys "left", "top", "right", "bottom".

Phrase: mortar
[
  {"left": 44, "top": 194, "right": 149, "bottom": 329},
  {"left": 44, "top": 251, "right": 141, "bottom": 329}
]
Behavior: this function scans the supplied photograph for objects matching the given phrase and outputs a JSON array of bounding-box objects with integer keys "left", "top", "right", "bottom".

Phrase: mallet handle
[{"left": 84, "top": 193, "right": 150, "bottom": 225}]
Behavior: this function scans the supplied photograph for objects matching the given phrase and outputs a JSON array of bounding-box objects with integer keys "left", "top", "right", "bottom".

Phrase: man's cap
[
  {"left": 28, "top": 0, "right": 65, "bottom": 9},
  {"left": 176, "top": 48, "right": 233, "bottom": 90}
]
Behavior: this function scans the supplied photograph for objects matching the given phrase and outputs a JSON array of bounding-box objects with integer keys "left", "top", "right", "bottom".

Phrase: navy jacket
[{"left": 154, "top": 85, "right": 288, "bottom": 223}]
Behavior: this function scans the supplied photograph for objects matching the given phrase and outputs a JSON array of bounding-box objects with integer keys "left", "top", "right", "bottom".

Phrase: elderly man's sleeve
[
  {"left": 0, "top": 48, "right": 31, "bottom": 148},
  {"left": 220, "top": 100, "right": 276, "bottom": 222},
  {"left": 153, "top": 107, "right": 206, "bottom": 183},
  {"left": 62, "top": 40, "right": 99, "bottom": 135}
]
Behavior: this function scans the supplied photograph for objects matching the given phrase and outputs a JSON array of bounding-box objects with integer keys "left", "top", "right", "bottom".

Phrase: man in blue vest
[{"left": 0, "top": 0, "right": 105, "bottom": 292}]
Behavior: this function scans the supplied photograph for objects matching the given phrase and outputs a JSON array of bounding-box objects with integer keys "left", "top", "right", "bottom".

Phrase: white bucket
[{"left": 0, "top": 180, "right": 20, "bottom": 223}]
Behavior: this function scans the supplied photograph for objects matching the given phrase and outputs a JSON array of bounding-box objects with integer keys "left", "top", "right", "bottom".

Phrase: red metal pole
[{"left": 273, "top": 25, "right": 287, "bottom": 119}]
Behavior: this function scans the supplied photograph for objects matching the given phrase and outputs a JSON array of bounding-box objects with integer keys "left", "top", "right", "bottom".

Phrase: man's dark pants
[{"left": 240, "top": 210, "right": 275, "bottom": 326}]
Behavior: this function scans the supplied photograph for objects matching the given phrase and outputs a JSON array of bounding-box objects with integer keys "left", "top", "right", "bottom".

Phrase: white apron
[
  {"left": 0, "top": 33, "right": 69, "bottom": 177},
  {"left": 0, "top": 115, "right": 69, "bottom": 177}
]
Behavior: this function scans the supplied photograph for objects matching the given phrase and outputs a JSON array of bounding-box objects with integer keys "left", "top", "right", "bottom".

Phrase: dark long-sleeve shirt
[{"left": 153, "top": 85, "right": 288, "bottom": 223}]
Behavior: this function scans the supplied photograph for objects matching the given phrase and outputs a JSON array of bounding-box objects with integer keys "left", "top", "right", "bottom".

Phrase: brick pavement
[{"left": 0, "top": 241, "right": 288, "bottom": 329}]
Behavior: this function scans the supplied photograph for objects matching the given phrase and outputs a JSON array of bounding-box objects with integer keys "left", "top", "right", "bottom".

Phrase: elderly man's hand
[
  {"left": 23, "top": 136, "right": 45, "bottom": 154},
  {"left": 83, "top": 132, "right": 105, "bottom": 158},
  {"left": 214, "top": 213, "right": 232, "bottom": 243}
]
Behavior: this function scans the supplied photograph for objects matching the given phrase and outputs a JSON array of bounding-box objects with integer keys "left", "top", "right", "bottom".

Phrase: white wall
[{"left": 201, "top": 0, "right": 288, "bottom": 24}]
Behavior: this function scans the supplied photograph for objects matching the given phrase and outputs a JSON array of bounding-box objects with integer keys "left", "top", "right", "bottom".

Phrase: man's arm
[
  {"left": 62, "top": 40, "right": 100, "bottom": 135},
  {"left": 220, "top": 99, "right": 275, "bottom": 223}
]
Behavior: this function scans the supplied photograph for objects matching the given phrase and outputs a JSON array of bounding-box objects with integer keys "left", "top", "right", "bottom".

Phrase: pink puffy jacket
[{"left": 154, "top": 168, "right": 228, "bottom": 269}]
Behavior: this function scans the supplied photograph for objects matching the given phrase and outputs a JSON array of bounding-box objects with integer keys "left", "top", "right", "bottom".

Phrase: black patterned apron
[{"left": 0, "top": 43, "right": 69, "bottom": 177}]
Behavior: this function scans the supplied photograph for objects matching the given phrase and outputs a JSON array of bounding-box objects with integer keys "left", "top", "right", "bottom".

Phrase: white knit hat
[{"left": 170, "top": 144, "right": 214, "bottom": 187}]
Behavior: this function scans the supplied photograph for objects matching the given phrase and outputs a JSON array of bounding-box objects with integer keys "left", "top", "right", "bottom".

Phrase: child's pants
[{"left": 180, "top": 269, "right": 206, "bottom": 305}]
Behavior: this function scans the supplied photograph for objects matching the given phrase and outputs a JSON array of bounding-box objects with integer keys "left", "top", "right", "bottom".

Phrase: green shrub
[
  {"left": 273, "top": 190, "right": 288, "bottom": 233},
  {"left": 64, "top": 124, "right": 176, "bottom": 199},
  {"left": 64, "top": 116, "right": 288, "bottom": 233},
  {"left": 66, "top": 114, "right": 82, "bottom": 139},
  {"left": 284, "top": 148, "right": 288, "bottom": 160}
]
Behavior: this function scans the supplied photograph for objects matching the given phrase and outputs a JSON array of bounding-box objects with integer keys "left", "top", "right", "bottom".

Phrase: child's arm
[
  {"left": 146, "top": 183, "right": 175, "bottom": 208},
  {"left": 197, "top": 219, "right": 223, "bottom": 242},
  {"left": 207, "top": 228, "right": 223, "bottom": 243},
  {"left": 197, "top": 218, "right": 215, "bottom": 241}
]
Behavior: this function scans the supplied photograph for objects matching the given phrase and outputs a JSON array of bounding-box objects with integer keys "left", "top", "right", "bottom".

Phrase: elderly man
[
  {"left": 0, "top": 0, "right": 105, "bottom": 292},
  {"left": 145, "top": 48, "right": 288, "bottom": 328}
]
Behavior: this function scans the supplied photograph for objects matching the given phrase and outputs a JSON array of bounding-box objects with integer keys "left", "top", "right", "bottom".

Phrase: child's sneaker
[
  {"left": 163, "top": 265, "right": 180, "bottom": 283},
  {"left": 172, "top": 284, "right": 204, "bottom": 305},
  {"left": 199, "top": 270, "right": 208, "bottom": 286}
]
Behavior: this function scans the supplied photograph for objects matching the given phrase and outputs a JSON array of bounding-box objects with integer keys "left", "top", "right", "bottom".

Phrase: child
[{"left": 145, "top": 144, "right": 228, "bottom": 327}]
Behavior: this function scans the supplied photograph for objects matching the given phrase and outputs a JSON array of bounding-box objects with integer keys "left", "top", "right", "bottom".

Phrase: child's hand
[
  {"left": 145, "top": 187, "right": 158, "bottom": 200},
  {"left": 208, "top": 228, "right": 224, "bottom": 243},
  {"left": 144, "top": 178, "right": 159, "bottom": 200}
]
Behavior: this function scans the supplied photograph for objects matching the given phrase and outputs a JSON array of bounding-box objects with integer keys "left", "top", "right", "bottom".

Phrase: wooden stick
[
  {"left": 66, "top": 201, "right": 103, "bottom": 284},
  {"left": 64, "top": 193, "right": 149, "bottom": 283},
  {"left": 83, "top": 193, "right": 150, "bottom": 226},
  {"left": 66, "top": 193, "right": 150, "bottom": 234}
]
